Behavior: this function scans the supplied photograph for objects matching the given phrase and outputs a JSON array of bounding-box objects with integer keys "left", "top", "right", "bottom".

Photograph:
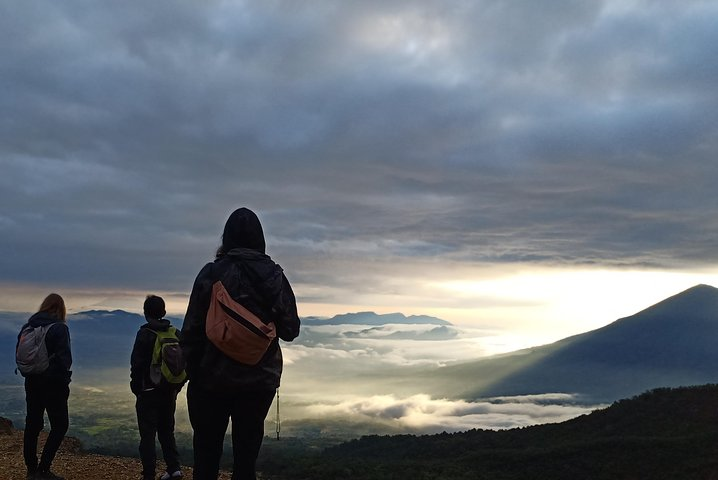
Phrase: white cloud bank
[
  {"left": 302, "top": 393, "right": 603, "bottom": 433},
  {"left": 284, "top": 323, "right": 548, "bottom": 368}
]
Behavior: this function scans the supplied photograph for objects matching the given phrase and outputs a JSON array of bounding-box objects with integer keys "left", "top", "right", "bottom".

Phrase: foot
[
  {"left": 160, "top": 470, "right": 183, "bottom": 480},
  {"left": 35, "top": 471, "right": 65, "bottom": 480}
]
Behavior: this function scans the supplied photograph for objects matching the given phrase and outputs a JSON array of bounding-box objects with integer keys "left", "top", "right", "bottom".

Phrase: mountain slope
[
  {"left": 4, "top": 285, "right": 717, "bottom": 402},
  {"left": 429, "top": 284, "right": 718, "bottom": 401},
  {"left": 277, "top": 384, "right": 718, "bottom": 480}
]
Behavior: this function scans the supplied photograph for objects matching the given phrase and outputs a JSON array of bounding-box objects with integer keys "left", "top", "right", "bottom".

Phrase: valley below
[{"left": 2, "top": 285, "right": 718, "bottom": 477}]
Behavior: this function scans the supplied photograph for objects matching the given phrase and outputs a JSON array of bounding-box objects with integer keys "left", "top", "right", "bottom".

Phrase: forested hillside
[
  {"left": 263, "top": 384, "right": 718, "bottom": 480},
  {"left": 3, "top": 385, "right": 718, "bottom": 479}
]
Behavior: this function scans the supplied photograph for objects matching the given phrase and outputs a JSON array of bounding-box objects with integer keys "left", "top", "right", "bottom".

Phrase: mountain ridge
[
  {"left": 2, "top": 285, "right": 717, "bottom": 402},
  {"left": 422, "top": 284, "right": 718, "bottom": 402},
  {"left": 293, "top": 384, "right": 718, "bottom": 479}
]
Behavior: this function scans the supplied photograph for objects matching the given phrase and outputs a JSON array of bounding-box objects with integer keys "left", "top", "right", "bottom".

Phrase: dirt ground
[{"left": 0, "top": 427, "right": 238, "bottom": 480}]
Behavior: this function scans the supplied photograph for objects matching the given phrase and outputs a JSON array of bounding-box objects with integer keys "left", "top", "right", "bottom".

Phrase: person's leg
[
  {"left": 187, "top": 382, "right": 231, "bottom": 480},
  {"left": 136, "top": 392, "right": 159, "bottom": 478},
  {"left": 37, "top": 383, "right": 70, "bottom": 473},
  {"left": 229, "top": 390, "right": 275, "bottom": 480},
  {"left": 157, "top": 390, "right": 181, "bottom": 474},
  {"left": 23, "top": 380, "right": 46, "bottom": 475}
]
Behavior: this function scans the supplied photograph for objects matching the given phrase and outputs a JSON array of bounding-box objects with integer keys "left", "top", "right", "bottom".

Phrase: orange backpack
[{"left": 205, "top": 281, "right": 277, "bottom": 365}]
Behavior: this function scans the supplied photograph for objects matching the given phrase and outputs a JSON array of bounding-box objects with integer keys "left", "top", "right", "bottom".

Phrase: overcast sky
[{"left": 2, "top": 1, "right": 718, "bottom": 338}]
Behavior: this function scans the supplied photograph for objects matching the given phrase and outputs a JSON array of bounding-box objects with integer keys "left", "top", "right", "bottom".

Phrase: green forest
[
  {"left": 257, "top": 384, "right": 718, "bottom": 480},
  {"left": 5, "top": 380, "right": 718, "bottom": 478}
]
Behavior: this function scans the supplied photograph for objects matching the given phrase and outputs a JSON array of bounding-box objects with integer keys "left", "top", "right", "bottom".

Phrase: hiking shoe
[
  {"left": 35, "top": 471, "right": 65, "bottom": 480},
  {"left": 160, "top": 470, "right": 182, "bottom": 480}
]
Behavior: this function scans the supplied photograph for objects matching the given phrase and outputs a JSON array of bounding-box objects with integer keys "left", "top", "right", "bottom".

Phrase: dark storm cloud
[{"left": 1, "top": 1, "right": 717, "bottom": 302}]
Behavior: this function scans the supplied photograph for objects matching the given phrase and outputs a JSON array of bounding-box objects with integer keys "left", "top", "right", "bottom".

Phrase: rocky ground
[{"left": 0, "top": 418, "right": 239, "bottom": 480}]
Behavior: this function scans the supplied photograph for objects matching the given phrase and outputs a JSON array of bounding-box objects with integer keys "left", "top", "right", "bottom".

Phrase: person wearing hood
[
  {"left": 130, "top": 295, "right": 183, "bottom": 480},
  {"left": 181, "top": 207, "right": 301, "bottom": 480},
  {"left": 19, "top": 293, "right": 72, "bottom": 480}
]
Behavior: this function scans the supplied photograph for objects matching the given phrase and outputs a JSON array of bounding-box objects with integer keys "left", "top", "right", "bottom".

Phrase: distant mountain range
[
  {"left": 0, "top": 310, "right": 182, "bottom": 377},
  {"left": 3, "top": 285, "right": 718, "bottom": 404},
  {"left": 416, "top": 284, "right": 718, "bottom": 402},
  {"left": 303, "top": 311, "right": 452, "bottom": 326},
  {"left": 0, "top": 309, "right": 450, "bottom": 377}
]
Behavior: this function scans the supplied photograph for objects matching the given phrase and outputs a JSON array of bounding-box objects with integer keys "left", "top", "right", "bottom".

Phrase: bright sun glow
[{"left": 435, "top": 268, "right": 718, "bottom": 338}]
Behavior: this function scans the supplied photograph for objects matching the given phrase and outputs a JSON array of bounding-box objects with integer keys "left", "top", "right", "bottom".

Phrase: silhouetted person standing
[
  {"left": 130, "top": 295, "right": 184, "bottom": 480},
  {"left": 181, "top": 207, "right": 300, "bottom": 480},
  {"left": 18, "top": 293, "right": 72, "bottom": 480}
]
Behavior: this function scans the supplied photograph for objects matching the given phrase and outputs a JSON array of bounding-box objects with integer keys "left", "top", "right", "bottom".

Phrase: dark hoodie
[
  {"left": 181, "top": 208, "right": 300, "bottom": 392},
  {"left": 130, "top": 316, "right": 175, "bottom": 395},
  {"left": 220, "top": 207, "right": 266, "bottom": 254},
  {"left": 17, "top": 312, "right": 72, "bottom": 385}
]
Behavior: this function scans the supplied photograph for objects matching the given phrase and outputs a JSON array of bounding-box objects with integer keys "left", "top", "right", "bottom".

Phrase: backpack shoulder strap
[
  {"left": 148, "top": 328, "right": 163, "bottom": 365},
  {"left": 22, "top": 323, "right": 54, "bottom": 340},
  {"left": 154, "top": 326, "right": 178, "bottom": 340}
]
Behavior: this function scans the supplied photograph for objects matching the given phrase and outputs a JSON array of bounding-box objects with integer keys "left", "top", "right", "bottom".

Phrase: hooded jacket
[
  {"left": 130, "top": 316, "right": 178, "bottom": 395},
  {"left": 181, "top": 208, "right": 300, "bottom": 393},
  {"left": 17, "top": 312, "right": 72, "bottom": 385}
]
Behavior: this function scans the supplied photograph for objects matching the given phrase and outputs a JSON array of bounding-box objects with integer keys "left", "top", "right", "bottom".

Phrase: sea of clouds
[
  {"left": 277, "top": 323, "right": 604, "bottom": 434},
  {"left": 0, "top": 315, "right": 604, "bottom": 436}
]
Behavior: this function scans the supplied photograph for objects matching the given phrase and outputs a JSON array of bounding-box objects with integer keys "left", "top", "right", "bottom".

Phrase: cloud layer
[
  {"left": 302, "top": 393, "right": 601, "bottom": 432},
  {"left": 2, "top": 1, "right": 717, "bottom": 315},
  {"left": 275, "top": 321, "right": 605, "bottom": 433}
]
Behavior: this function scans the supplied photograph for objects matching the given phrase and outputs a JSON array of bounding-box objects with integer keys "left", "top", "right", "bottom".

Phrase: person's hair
[
  {"left": 216, "top": 207, "right": 266, "bottom": 258},
  {"left": 143, "top": 295, "right": 166, "bottom": 319},
  {"left": 38, "top": 293, "right": 66, "bottom": 322}
]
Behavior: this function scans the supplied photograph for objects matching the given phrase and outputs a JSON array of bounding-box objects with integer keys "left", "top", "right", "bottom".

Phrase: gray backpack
[{"left": 16, "top": 324, "right": 53, "bottom": 376}]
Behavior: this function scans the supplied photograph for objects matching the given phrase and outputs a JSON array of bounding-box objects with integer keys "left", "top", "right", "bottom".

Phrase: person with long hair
[
  {"left": 18, "top": 293, "right": 72, "bottom": 480},
  {"left": 181, "top": 207, "right": 301, "bottom": 480}
]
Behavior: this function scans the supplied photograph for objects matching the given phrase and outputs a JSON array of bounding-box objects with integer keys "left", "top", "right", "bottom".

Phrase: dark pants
[
  {"left": 187, "top": 382, "right": 275, "bottom": 480},
  {"left": 135, "top": 389, "right": 181, "bottom": 477},
  {"left": 24, "top": 378, "right": 69, "bottom": 474}
]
